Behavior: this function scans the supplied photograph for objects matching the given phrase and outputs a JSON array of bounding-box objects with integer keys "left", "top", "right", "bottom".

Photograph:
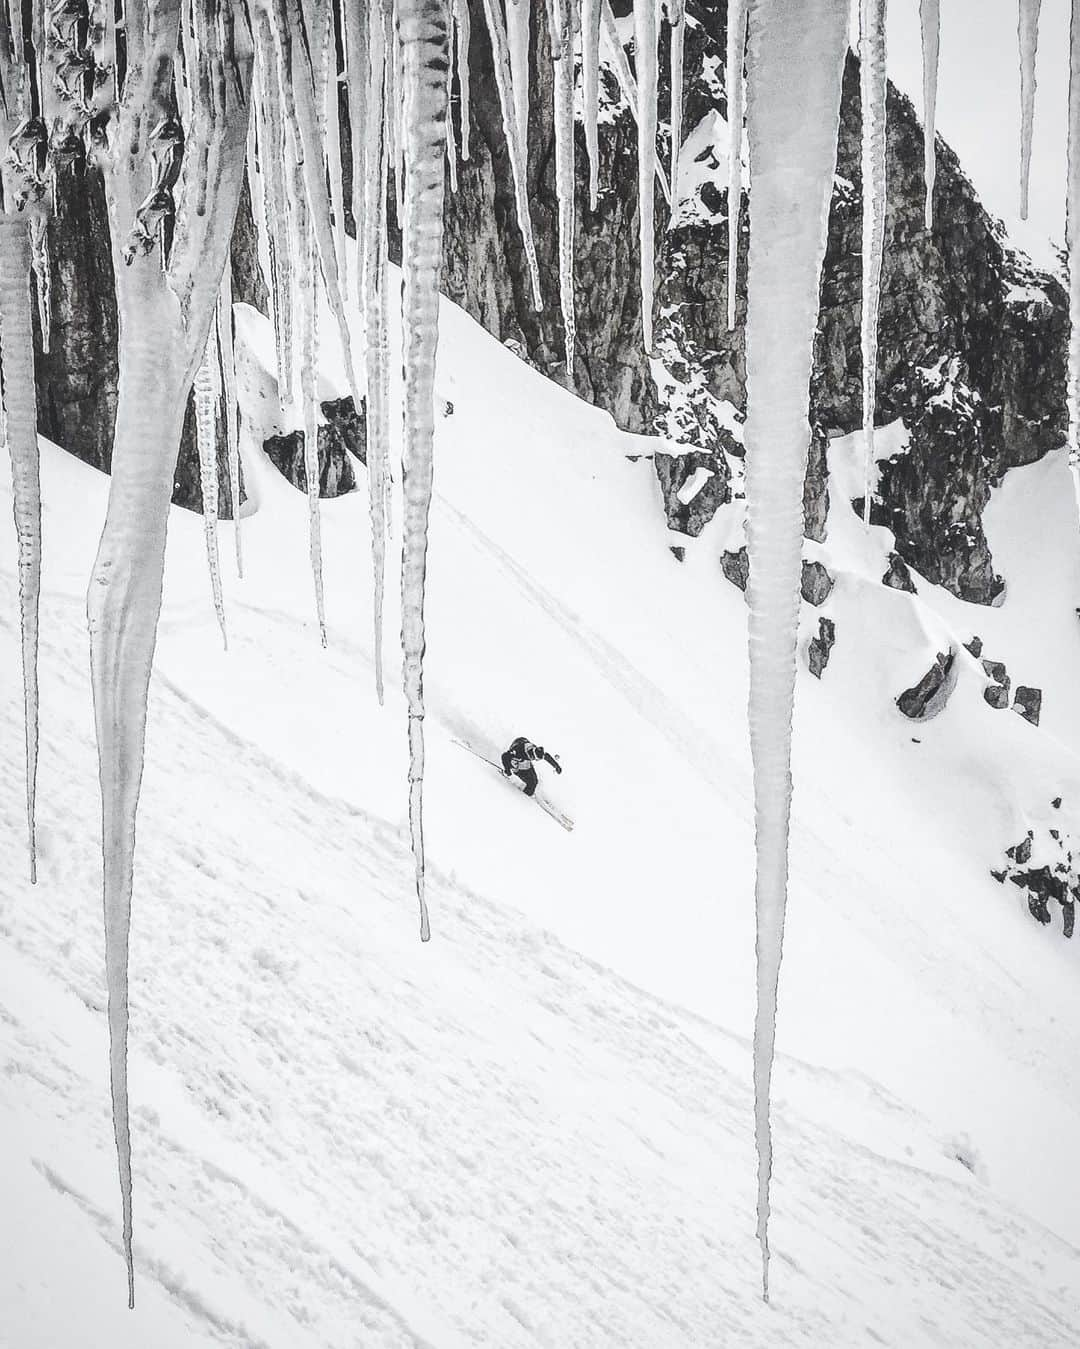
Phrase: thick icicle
[
  {"left": 507, "top": 0, "right": 531, "bottom": 149},
  {"left": 324, "top": 9, "right": 349, "bottom": 293},
  {"left": 397, "top": 0, "right": 451, "bottom": 943},
  {"left": 600, "top": 0, "right": 671, "bottom": 205},
  {"left": 446, "top": 35, "right": 460, "bottom": 192},
  {"left": 547, "top": 0, "right": 577, "bottom": 372},
  {"left": 454, "top": 0, "right": 471, "bottom": 159},
  {"left": 725, "top": 0, "right": 747, "bottom": 329},
  {"left": 668, "top": 0, "right": 684, "bottom": 215},
  {"left": 859, "top": 0, "right": 888, "bottom": 526},
  {"left": 919, "top": 0, "right": 939, "bottom": 227},
  {"left": 479, "top": 0, "right": 543, "bottom": 306},
  {"left": 217, "top": 267, "right": 242, "bottom": 578},
  {"left": 1067, "top": 0, "right": 1080, "bottom": 507},
  {"left": 28, "top": 211, "right": 50, "bottom": 354},
  {"left": 363, "top": 10, "right": 391, "bottom": 704},
  {"left": 582, "top": 0, "right": 602, "bottom": 208},
  {"left": 194, "top": 325, "right": 228, "bottom": 647},
  {"left": 632, "top": 0, "right": 657, "bottom": 353},
  {"left": 1019, "top": 0, "right": 1042, "bottom": 221},
  {"left": 742, "top": 0, "right": 849, "bottom": 1302},
  {"left": 0, "top": 214, "right": 41, "bottom": 884},
  {"left": 342, "top": 0, "right": 370, "bottom": 310}
]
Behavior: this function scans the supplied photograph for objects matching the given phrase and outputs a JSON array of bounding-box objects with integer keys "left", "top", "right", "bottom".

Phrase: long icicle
[
  {"left": 479, "top": 0, "right": 543, "bottom": 306},
  {"left": 343, "top": 0, "right": 370, "bottom": 313},
  {"left": 859, "top": 0, "right": 888, "bottom": 527},
  {"left": 582, "top": 0, "right": 602, "bottom": 209},
  {"left": 325, "top": 3, "right": 349, "bottom": 293},
  {"left": 600, "top": 0, "right": 671, "bottom": 205},
  {"left": 668, "top": 0, "right": 684, "bottom": 216},
  {"left": 919, "top": 0, "right": 939, "bottom": 228},
  {"left": 1019, "top": 0, "right": 1042, "bottom": 221},
  {"left": 398, "top": 0, "right": 451, "bottom": 943},
  {"left": 363, "top": 3, "right": 390, "bottom": 704},
  {"left": 547, "top": 0, "right": 577, "bottom": 373},
  {"left": 295, "top": 173, "right": 328, "bottom": 645},
  {"left": 453, "top": 0, "right": 471, "bottom": 159},
  {"left": 194, "top": 324, "right": 228, "bottom": 647},
  {"left": 743, "top": 0, "right": 850, "bottom": 1302},
  {"left": 507, "top": 0, "right": 531, "bottom": 149},
  {"left": 0, "top": 214, "right": 41, "bottom": 884},
  {"left": 217, "top": 265, "right": 243, "bottom": 579},
  {"left": 726, "top": 0, "right": 747, "bottom": 329},
  {"left": 1066, "top": 0, "right": 1080, "bottom": 511},
  {"left": 632, "top": 0, "right": 658, "bottom": 353}
]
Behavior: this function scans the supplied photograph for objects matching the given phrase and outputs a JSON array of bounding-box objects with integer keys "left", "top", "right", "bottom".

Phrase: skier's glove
[{"left": 554, "top": 762, "right": 563, "bottom": 774}]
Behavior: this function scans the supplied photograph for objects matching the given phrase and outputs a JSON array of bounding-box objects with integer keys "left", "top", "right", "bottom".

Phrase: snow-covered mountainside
[{"left": 5, "top": 280, "right": 1080, "bottom": 1346}]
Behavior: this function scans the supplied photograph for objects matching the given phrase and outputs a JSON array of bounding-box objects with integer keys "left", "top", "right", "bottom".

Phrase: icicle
[
  {"left": 325, "top": 11, "right": 349, "bottom": 294},
  {"left": 342, "top": 0, "right": 370, "bottom": 311},
  {"left": 582, "top": 0, "right": 601, "bottom": 208},
  {"left": 743, "top": 0, "right": 849, "bottom": 1303},
  {"left": 919, "top": 0, "right": 939, "bottom": 228},
  {"left": 298, "top": 204, "right": 327, "bottom": 646},
  {"left": 507, "top": 0, "right": 531, "bottom": 149},
  {"left": 28, "top": 211, "right": 50, "bottom": 353},
  {"left": 217, "top": 266, "right": 242, "bottom": 579},
  {"left": 363, "top": 8, "right": 391, "bottom": 704},
  {"left": 0, "top": 215, "right": 41, "bottom": 885},
  {"left": 394, "top": 24, "right": 407, "bottom": 221},
  {"left": 446, "top": 25, "right": 460, "bottom": 192},
  {"left": 726, "top": 0, "right": 747, "bottom": 329},
  {"left": 547, "top": 0, "right": 576, "bottom": 372},
  {"left": 668, "top": 0, "right": 684, "bottom": 216},
  {"left": 1066, "top": 0, "right": 1080, "bottom": 509},
  {"left": 194, "top": 327, "right": 228, "bottom": 648},
  {"left": 454, "top": 0, "right": 471, "bottom": 159},
  {"left": 479, "top": 0, "right": 543, "bottom": 306},
  {"left": 859, "top": 0, "right": 888, "bottom": 527},
  {"left": 397, "top": 0, "right": 451, "bottom": 943},
  {"left": 258, "top": 65, "right": 294, "bottom": 415},
  {"left": 632, "top": 0, "right": 657, "bottom": 353},
  {"left": 599, "top": 1, "right": 672, "bottom": 206},
  {"left": 1019, "top": 0, "right": 1041, "bottom": 221}
]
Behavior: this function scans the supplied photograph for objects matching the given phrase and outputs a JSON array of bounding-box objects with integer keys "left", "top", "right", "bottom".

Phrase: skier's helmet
[{"left": 533, "top": 745, "right": 544, "bottom": 759}]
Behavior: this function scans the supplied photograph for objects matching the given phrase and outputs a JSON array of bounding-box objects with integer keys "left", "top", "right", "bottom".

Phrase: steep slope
[{"left": 3, "top": 282, "right": 1080, "bottom": 1345}]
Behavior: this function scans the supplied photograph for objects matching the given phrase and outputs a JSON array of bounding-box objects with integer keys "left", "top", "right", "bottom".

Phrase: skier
[{"left": 501, "top": 735, "right": 562, "bottom": 797}]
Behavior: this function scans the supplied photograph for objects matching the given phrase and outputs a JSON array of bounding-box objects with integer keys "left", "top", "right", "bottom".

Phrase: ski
[{"left": 452, "top": 739, "right": 574, "bottom": 831}]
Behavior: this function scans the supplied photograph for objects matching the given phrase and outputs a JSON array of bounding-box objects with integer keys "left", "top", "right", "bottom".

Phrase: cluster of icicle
[{"left": 3, "top": 0, "right": 1079, "bottom": 1312}]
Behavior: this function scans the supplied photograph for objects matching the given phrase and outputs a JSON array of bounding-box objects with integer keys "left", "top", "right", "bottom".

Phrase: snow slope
[{"left": 3, "top": 282, "right": 1080, "bottom": 1345}]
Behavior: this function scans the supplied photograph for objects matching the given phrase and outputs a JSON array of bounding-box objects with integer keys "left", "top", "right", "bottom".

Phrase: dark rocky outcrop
[
  {"left": 654, "top": 449, "right": 730, "bottom": 536},
  {"left": 995, "top": 816, "right": 1077, "bottom": 937},
  {"left": 882, "top": 552, "right": 916, "bottom": 593},
  {"left": 896, "top": 648, "right": 957, "bottom": 719},
  {"left": 29, "top": 0, "right": 1065, "bottom": 599},
  {"left": 801, "top": 560, "right": 834, "bottom": 607},
  {"left": 721, "top": 546, "right": 749, "bottom": 593},
  {"left": 964, "top": 635, "right": 983, "bottom": 658},
  {"left": 808, "top": 618, "right": 836, "bottom": 679},
  {"left": 1014, "top": 685, "right": 1042, "bottom": 726},
  {"left": 262, "top": 397, "right": 366, "bottom": 497}
]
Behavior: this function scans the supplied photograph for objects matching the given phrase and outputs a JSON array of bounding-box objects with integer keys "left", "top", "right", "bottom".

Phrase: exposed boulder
[
  {"left": 981, "top": 659, "right": 1010, "bottom": 690},
  {"left": 983, "top": 685, "right": 1010, "bottom": 710},
  {"left": 721, "top": 546, "right": 749, "bottom": 593},
  {"left": 262, "top": 397, "right": 365, "bottom": 498},
  {"left": 801, "top": 560, "right": 834, "bottom": 607},
  {"left": 964, "top": 635, "right": 983, "bottom": 658},
  {"left": 654, "top": 449, "right": 731, "bottom": 537},
  {"left": 994, "top": 813, "right": 1077, "bottom": 938},
  {"left": 882, "top": 552, "right": 916, "bottom": 593},
  {"left": 808, "top": 618, "right": 836, "bottom": 679},
  {"left": 1014, "top": 685, "right": 1042, "bottom": 726},
  {"left": 896, "top": 648, "right": 957, "bottom": 720}
]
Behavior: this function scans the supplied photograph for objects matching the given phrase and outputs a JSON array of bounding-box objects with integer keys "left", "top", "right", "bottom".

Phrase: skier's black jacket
[{"left": 503, "top": 736, "right": 560, "bottom": 774}]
